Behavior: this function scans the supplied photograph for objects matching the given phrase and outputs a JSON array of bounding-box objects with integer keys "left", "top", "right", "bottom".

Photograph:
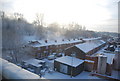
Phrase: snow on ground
[
  {"left": 41, "top": 71, "right": 101, "bottom": 79},
  {"left": 111, "top": 70, "right": 120, "bottom": 80},
  {"left": 43, "top": 58, "right": 54, "bottom": 68},
  {"left": 40, "top": 56, "right": 102, "bottom": 79}
]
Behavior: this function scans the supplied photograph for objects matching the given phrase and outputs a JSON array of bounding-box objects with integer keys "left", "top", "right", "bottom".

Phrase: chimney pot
[
  {"left": 45, "top": 40, "right": 47, "bottom": 43},
  {"left": 55, "top": 40, "right": 57, "bottom": 42}
]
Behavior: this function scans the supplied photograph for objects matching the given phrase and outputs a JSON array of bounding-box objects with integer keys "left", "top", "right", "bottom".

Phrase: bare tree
[
  {"left": 2, "top": 13, "right": 29, "bottom": 64},
  {"left": 48, "top": 22, "right": 60, "bottom": 32},
  {"left": 82, "top": 26, "right": 86, "bottom": 30},
  {"left": 33, "top": 13, "right": 44, "bottom": 27},
  {"left": 13, "top": 13, "right": 23, "bottom": 20}
]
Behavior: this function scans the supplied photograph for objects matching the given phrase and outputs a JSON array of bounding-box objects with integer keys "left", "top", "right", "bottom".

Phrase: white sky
[{"left": 0, "top": 0, "right": 119, "bottom": 32}]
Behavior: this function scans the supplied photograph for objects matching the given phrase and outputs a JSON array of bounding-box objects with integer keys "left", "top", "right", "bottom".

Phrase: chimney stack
[
  {"left": 80, "top": 38, "right": 83, "bottom": 40},
  {"left": 97, "top": 55, "right": 107, "bottom": 75},
  {"left": 55, "top": 40, "right": 57, "bottom": 42},
  {"left": 45, "top": 40, "right": 47, "bottom": 43}
]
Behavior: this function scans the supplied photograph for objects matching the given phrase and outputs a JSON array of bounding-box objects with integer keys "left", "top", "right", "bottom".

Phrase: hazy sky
[{"left": 0, "top": 0, "right": 119, "bottom": 32}]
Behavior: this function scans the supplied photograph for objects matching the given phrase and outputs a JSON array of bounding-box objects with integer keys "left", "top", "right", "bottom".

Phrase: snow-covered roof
[
  {"left": 95, "top": 53, "right": 115, "bottom": 64},
  {"left": 23, "top": 36, "right": 106, "bottom": 50},
  {"left": 83, "top": 37, "right": 101, "bottom": 41},
  {"left": 115, "top": 48, "right": 120, "bottom": 52},
  {"left": 23, "top": 36, "right": 103, "bottom": 48},
  {"left": 85, "top": 60, "right": 94, "bottom": 63},
  {"left": 23, "top": 59, "right": 45, "bottom": 67},
  {"left": 23, "top": 36, "right": 37, "bottom": 43},
  {"left": 75, "top": 40, "right": 106, "bottom": 53},
  {"left": 92, "top": 47, "right": 116, "bottom": 64},
  {"left": 31, "top": 39, "right": 83, "bottom": 47},
  {"left": 55, "top": 56, "right": 84, "bottom": 67},
  {"left": 102, "top": 53, "right": 115, "bottom": 64}
]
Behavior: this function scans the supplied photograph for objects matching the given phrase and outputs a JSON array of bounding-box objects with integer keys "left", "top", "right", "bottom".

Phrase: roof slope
[
  {"left": 23, "top": 59, "right": 45, "bottom": 67},
  {"left": 75, "top": 40, "right": 105, "bottom": 53},
  {"left": 55, "top": 56, "right": 84, "bottom": 67}
]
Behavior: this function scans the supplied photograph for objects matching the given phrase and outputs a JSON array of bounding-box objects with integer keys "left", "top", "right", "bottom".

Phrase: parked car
[
  {"left": 56, "top": 53, "right": 62, "bottom": 57},
  {"left": 52, "top": 53, "right": 57, "bottom": 55},
  {"left": 47, "top": 55, "right": 55, "bottom": 60}
]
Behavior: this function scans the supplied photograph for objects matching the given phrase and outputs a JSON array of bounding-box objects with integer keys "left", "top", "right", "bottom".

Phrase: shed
[
  {"left": 22, "top": 59, "right": 45, "bottom": 74},
  {"left": 54, "top": 56, "right": 84, "bottom": 76}
]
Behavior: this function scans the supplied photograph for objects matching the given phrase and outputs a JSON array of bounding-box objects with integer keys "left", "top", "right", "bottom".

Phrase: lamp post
[{"left": 71, "top": 52, "right": 76, "bottom": 78}]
